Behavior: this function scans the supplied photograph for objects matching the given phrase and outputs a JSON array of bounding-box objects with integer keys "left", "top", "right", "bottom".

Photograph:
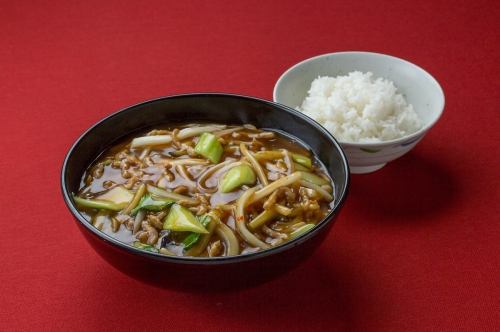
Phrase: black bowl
[{"left": 61, "top": 93, "right": 349, "bottom": 290}]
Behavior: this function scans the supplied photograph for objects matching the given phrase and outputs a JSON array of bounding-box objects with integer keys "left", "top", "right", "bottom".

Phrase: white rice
[{"left": 297, "top": 71, "right": 422, "bottom": 143}]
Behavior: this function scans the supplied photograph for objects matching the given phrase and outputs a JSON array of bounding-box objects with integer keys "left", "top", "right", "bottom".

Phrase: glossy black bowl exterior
[{"left": 61, "top": 94, "right": 349, "bottom": 289}]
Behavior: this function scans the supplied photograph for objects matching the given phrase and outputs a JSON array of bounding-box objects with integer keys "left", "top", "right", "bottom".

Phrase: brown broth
[{"left": 75, "top": 124, "right": 334, "bottom": 257}]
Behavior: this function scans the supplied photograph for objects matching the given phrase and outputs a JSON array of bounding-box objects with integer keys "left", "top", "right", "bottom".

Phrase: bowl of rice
[{"left": 273, "top": 52, "right": 445, "bottom": 173}]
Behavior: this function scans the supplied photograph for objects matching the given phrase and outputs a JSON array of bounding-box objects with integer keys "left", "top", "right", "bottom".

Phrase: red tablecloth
[{"left": 2, "top": 1, "right": 498, "bottom": 331}]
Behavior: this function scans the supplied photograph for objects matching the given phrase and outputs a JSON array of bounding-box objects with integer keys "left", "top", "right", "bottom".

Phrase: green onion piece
[
  {"left": 163, "top": 204, "right": 209, "bottom": 233},
  {"left": 248, "top": 209, "right": 278, "bottom": 230},
  {"left": 253, "top": 150, "right": 312, "bottom": 169},
  {"left": 253, "top": 150, "right": 283, "bottom": 160},
  {"left": 96, "top": 186, "right": 134, "bottom": 205},
  {"left": 291, "top": 153, "right": 312, "bottom": 169},
  {"left": 131, "top": 135, "right": 172, "bottom": 148},
  {"left": 293, "top": 162, "right": 310, "bottom": 172},
  {"left": 220, "top": 164, "right": 256, "bottom": 193},
  {"left": 132, "top": 241, "right": 159, "bottom": 253},
  {"left": 146, "top": 184, "right": 197, "bottom": 203},
  {"left": 73, "top": 195, "right": 125, "bottom": 211},
  {"left": 194, "top": 132, "right": 224, "bottom": 163},
  {"left": 289, "top": 223, "right": 316, "bottom": 240},
  {"left": 131, "top": 194, "right": 175, "bottom": 216},
  {"left": 123, "top": 183, "right": 146, "bottom": 215},
  {"left": 299, "top": 172, "right": 330, "bottom": 186},
  {"left": 182, "top": 215, "right": 212, "bottom": 250}
]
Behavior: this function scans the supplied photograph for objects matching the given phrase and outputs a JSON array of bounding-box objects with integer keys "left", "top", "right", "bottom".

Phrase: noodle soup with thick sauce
[{"left": 74, "top": 124, "right": 334, "bottom": 258}]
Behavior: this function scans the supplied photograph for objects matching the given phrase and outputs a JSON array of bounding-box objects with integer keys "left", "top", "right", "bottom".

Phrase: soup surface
[{"left": 75, "top": 124, "right": 334, "bottom": 257}]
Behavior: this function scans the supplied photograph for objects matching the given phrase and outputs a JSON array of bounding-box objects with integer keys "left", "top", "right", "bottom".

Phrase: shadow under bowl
[{"left": 61, "top": 93, "right": 350, "bottom": 290}]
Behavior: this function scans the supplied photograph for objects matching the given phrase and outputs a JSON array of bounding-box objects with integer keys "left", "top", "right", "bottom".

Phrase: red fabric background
[{"left": 1, "top": 1, "right": 499, "bottom": 331}]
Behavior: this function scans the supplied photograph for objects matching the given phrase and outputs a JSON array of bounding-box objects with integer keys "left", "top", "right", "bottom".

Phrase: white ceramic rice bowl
[{"left": 273, "top": 51, "right": 445, "bottom": 174}]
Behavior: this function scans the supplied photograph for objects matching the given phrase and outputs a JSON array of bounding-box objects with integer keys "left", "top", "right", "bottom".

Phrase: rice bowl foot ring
[{"left": 350, "top": 164, "right": 386, "bottom": 174}]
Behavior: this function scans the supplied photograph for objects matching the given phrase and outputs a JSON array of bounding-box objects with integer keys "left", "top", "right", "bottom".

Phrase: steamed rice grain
[{"left": 298, "top": 71, "right": 422, "bottom": 143}]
